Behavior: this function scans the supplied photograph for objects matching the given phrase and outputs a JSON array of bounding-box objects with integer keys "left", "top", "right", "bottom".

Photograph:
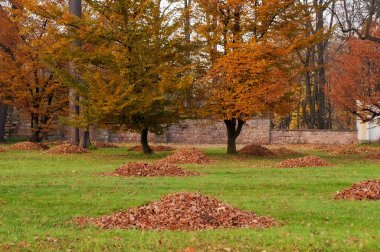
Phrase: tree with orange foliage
[
  {"left": 328, "top": 33, "right": 380, "bottom": 122},
  {"left": 196, "top": 0, "right": 320, "bottom": 153},
  {"left": 0, "top": 1, "right": 67, "bottom": 142}
]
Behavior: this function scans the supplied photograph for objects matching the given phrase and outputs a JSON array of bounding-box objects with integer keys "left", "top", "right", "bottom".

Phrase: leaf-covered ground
[{"left": 0, "top": 145, "right": 379, "bottom": 251}]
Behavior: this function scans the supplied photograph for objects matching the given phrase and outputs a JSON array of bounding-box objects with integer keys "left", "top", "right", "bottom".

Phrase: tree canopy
[{"left": 328, "top": 33, "right": 380, "bottom": 122}]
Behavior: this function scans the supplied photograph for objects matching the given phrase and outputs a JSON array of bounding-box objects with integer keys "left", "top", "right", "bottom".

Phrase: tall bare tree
[
  {"left": 294, "top": 0, "right": 335, "bottom": 129},
  {"left": 333, "top": 0, "right": 380, "bottom": 43},
  {"left": 68, "top": 0, "right": 81, "bottom": 146}
]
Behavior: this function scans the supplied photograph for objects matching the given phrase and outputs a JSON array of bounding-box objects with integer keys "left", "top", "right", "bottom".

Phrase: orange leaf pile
[
  {"left": 273, "top": 156, "right": 331, "bottom": 168},
  {"left": 334, "top": 180, "right": 380, "bottom": 200},
  {"left": 158, "top": 148, "right": 211, "bottom": 164},
  {"left": 78, "top": 192, "right": 276, "bottom": 230},
  {"left": 0, "top": 147, "right": 6, "bottom": 153},
  {"left": 8, "top": 142, "right": 48, "bottom": 151},
  {"left": 44, "top": 144, "right": 88, "bottom": 154},
  {"left": 239, "top": 144, "right": 275, "bottom": 157},
  {"left": 101, "top": 162, "right": 199, "bottom": 177}
]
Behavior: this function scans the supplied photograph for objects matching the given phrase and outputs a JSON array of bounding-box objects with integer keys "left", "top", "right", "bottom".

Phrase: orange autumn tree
[
  {"left": 328, "top": 32, "right": 380, "bottom": 122},
  {"left": 196, "top": 0, "right": 320, "bottom": 154},
  {"left": 0, "top": 3, "right": 19, "bottom": 142},
  {"left": 0, "top": 1, "right": 67, "bottom": 142}
]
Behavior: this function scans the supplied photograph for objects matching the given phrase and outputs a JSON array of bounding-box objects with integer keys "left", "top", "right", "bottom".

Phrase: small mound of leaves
[
  {"left": 334, "top": 180, "right": 380, "bottom": 200},
  {"left": 44, "top": 144, "right": 88, "bottom": 154},
  {"left": 315, "top": 145, "right": 352, "bottom": 154},
  {"left": 128, "top": 145, "right": 175, "bottom": 152},
  {"left": 103, "top": 162, "right": 198, "bottom": 177},
  {"left": 77, "top": 192, "right": 276, "bottom": 230},
  {"left": 270, "top": 147, "right": 301, "bottom": 157},
  {"left": 0, "top": 147, "right": 6, "bottom": 153},
  {"left": 273, "top": 156, "right": 331, "bottom": 168},
  {"left": 239, "top": 144, "right": 275, "bottom": 157},
  {"left": 316, "top": 144, "right": 377, "bottom": 155},
  {"left": 93, "top": 141, "right": 119, "bottom": 148},
  {"left": 158, "top": 148, "right": 211, "bottom": 164},
  {"left": 9, "top": 141, "right": 48, "bottom": 151}
]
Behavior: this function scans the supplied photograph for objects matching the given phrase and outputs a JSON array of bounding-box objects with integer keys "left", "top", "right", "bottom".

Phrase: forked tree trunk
[
  {"left": 224, "top": 119, "right": 244, "bottom": 154},
  {"left": 140, "top": 128, "right": 153, "bottom": 154},
  {"left": 0, "top": 101, "right": 8, "bottom": 142}
]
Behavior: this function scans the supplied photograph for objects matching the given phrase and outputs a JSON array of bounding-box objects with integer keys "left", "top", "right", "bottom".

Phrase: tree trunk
[
  {"left": 80, "top": 129, "right": 90, "bottom": 149},
  {"left": 227, "top": 129, "right": 237, "bottom": 154},
  {"left": 69, "top": 88, "right": 80, "bottom": 145},
  {"left": 29, "top": 129, "right": 42, "bottom": 143},
  {"left": 304, "top": 48, "right": 315, "bottom": 129},
  {"left": 184, "top": 0, "right": 191, "bottom": 50},
  {"left": 69, "top": 0, "right": 81, "bottom": 17},
  {"left": 0, "top": 101, "right": 8, "bottom": 142},
  {"left": 315, "top": 0, "right": 327, "bottom": 129},
  {"left": 69, "top": 0, "right": 81, "bottom": 146},
  {"left": 316, "top": 39, "right": 327, "bottom": 129},
  {"left": 140, "top": 128, "right": 153, "bottom": 154},
  {"left": 224, "top": 119, "right": 244, "bottom": 154},
  {"left": 29, "top": 115, "right": 43, "bottom": 142}
]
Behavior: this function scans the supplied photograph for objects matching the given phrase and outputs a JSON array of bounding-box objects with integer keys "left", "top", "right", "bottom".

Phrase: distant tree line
[{"left": 0, "top": 0, "right": 379, "bottom": 153}]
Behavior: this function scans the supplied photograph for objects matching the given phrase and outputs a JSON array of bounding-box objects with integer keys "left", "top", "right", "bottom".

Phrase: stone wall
[
  {"left": 5, "top": 107, "right": 67, "bottom": 140},
  {"left": 5, "top": 107, "right": 30, "bottom": 138},
  {"left": 91, "top": 118, "right": 271, "bottom": 145},
  {"left": 5, "top": 110, "right": 357, "bottom": 145},
  {"left": 270, "top": 130, "right": 357, "bottom": 145},
  {"left": 159, "top": 118, "right": 270, "bottom": 144},
  {"left": 92, "top": 119, "right": 357, "bottom": 145}
]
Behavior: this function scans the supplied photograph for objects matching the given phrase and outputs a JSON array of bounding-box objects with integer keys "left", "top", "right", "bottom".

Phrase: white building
[{"left": 357, "top": 119, "right": 380, "bottom": 143}]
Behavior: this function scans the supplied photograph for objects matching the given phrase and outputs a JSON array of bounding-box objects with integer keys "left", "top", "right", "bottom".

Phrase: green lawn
[{"left": 0, "top": 145, "right": 379, "bottom": 251}]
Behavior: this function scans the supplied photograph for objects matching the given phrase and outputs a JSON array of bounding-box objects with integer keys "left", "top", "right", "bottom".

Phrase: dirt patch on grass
[
  {"left": 364, "top": 151, "right": 380, "bottom": 159},
  {"left": 93, "top": 141, "right": 119, "bottom": 148},
  {"left": 239, "top": 144, "right": 275, "bottom": 157},
  {"left": 158, "top": 148, "right": 211, "bottom": 164},
  {"left": 334, "top": 180, "right": 380, "bottom": 200},
  {"left": 8, "top": 141, "right": 48, "bottom": 151},
  {"left": 128, "top": 145, "right": 175, "bottom": 152},
  {"left": 44, "top": 144, "right": 88, "bottom": 154},
  {"left": 76, "top": 192, "right": 276, "bottom": 230},
  {"left": 101, "top": 162, "right": 199, "bottom": 177},
  {"left": 273, "top": 156, "right": 331, "bottom": 168}
]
